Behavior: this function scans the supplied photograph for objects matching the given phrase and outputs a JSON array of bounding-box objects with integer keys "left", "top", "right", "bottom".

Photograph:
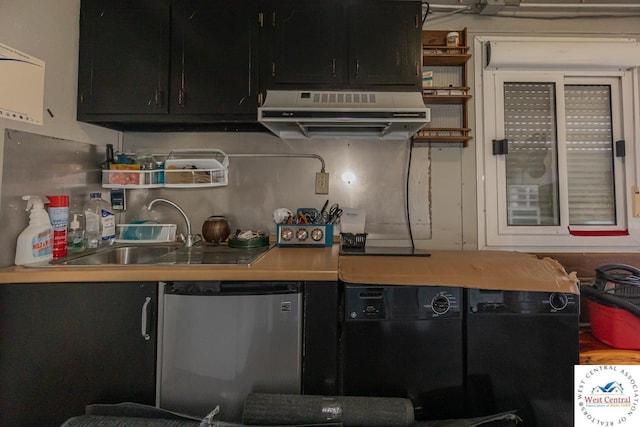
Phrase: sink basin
[
  {"left": 154, "top": 243, "right": 271, "bottom": 265},
  {"left": 49, "top": 243, "right": 183, "bottom": 266},
  {"left": 43, "top": 242, "right": 271, "bottom": 266}
]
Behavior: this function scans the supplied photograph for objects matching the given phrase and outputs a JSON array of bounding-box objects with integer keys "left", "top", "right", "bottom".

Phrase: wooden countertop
[
  {"left": 0, "top": 245, "right": 340, "bottom": 284},
  {"left": 580, "top": 325, "right": 640, "bottom": 365},
  {"left": 0, "top": 247, "right": 582, "bottom": 292}
]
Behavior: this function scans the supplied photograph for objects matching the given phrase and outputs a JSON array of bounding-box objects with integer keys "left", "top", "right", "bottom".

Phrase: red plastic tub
[{"left": 587, "top": 299, "right": 640, "bottom": 350}]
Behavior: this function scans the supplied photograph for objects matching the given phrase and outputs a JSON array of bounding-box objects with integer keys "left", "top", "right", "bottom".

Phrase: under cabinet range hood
[{"left": 258, "top": 90, "right": 430, "bottom": 140}]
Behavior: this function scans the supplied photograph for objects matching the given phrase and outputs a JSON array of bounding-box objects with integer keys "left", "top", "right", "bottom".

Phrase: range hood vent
[{"left": 258, "top": 90, "right": 430, "bottom": 140}]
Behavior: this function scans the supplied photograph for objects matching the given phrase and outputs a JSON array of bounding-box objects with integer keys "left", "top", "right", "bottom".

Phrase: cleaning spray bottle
[{"left": 15, "top": 195, "right": 54, "bottom": 265}]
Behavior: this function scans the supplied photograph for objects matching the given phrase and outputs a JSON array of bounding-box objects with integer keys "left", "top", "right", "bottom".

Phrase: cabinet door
[
  {"left": 348, "top": 1, "right": 421, "bottom": 87},
  {"left": 0, "top": 282, "right": 157, "bottom": 427},
  {"left": 77, "top": 0, "right": 170, "bottom": 116},
  {"left": 302, "top": 281, "right": 340, "bottom": 395},
  {"left": 170, "top": 0, "right": 259, "bottom": 117},
  {"left": 264, "top": 0, "right": 346, "bottom": 87}
]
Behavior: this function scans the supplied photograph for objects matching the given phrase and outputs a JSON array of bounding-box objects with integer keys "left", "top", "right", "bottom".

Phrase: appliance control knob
[
  {"left": 311, "top": 228, "right": 324, "bottom": 242},
  {"left": 350, "top": 311, "right": 358, "bottom": 319},
  {"left": 296, "top": 228, "right": 309, "bottom": 241},
  {"left": 431, "top": 295, "right": 450, "bottom": 315},
  {"left": 549, "top": 292, "right": 568, "bottom": 311},
  {"left": 281, "top": 228, "right": 293, "bottom": 241}
]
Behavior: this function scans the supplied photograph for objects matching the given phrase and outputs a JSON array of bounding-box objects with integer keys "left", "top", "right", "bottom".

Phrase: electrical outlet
[{"left": 315, "top": 172, "right": 329, "bottom": 194}]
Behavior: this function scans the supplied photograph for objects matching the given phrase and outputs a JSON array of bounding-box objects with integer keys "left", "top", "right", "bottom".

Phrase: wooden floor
[{"left": 580, "top": 325, "right": 640, "bottom": 364}]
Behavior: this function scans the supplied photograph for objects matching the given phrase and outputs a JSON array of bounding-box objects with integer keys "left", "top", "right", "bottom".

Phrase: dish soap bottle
[
  {"left": 83, "top": 192, "right": 116, "bottom": 248},
  {"left": 67, "top": 213, "right": 85, "bottom": 252},
  {"left": 15, "top": 195, "right": 54, "bottom": 265}
]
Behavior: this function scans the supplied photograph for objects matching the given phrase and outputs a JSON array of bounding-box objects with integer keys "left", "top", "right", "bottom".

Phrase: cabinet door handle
[
  {"left": 155, "top": 89, "right": 163, "bottom": 107},
  {"left": 332, "top": 58, "right": 336, "bottom": 78},
  {"left": 355, "top": 58, "right": 360, "bottom": 77},
  {"left": 178, "top": 88, "right": 186, "bottom": 107},
  {"left": 141, "top": 296, "right": 151, "bottom": 341}
]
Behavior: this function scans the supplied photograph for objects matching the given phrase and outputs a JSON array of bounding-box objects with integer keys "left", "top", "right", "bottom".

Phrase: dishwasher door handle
[{"left": 141, "top": 296, "right": 151, "bottom": 341}]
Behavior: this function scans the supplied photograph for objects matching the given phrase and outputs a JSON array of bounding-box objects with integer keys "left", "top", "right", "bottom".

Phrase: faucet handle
[{"left": 180, "top": 234, "right": 200, "bottom": 248}]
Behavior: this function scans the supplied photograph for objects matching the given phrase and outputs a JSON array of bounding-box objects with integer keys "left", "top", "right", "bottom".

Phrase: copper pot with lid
[{"left": 202, "top": 216, "right": 231, "bottom": 243}]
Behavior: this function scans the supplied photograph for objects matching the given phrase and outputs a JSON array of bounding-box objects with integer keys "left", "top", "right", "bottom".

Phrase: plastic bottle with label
[
  {"left": 48, "top": 195, "right": 69, "bottom": 259},
  {"left": 83, "top": 192, "right": 115, "bottom": 248},
  {"left": 67, "top": 213, "right": 85, "bottom": 251},
  {"left": 15, "top": 195, "right": 54, "bottom": 265}
]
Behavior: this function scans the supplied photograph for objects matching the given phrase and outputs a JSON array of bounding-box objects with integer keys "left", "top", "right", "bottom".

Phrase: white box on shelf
[{"left": 164, "top": 149, "right": 229, "bottom": 188}]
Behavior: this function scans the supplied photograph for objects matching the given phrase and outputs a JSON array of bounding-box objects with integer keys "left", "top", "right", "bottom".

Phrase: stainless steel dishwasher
[{"left": 157, "top": 281, "right": 302, "bottom": 422}]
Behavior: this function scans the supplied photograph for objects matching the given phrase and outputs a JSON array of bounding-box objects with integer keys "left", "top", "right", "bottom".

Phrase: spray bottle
[{"left": 15, "top": 195, "right": 54, "bottom": 265}]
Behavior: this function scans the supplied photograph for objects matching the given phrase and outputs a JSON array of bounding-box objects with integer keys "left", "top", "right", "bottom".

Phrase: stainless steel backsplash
[
  {"left": 122, "top": 132, "right": 432, "bottom": 246},
  {"left": 0, "top": 129, "right": 103, "bottom": 267},
  {"left": 0, "top": 129, "right": 432, "bottom": 267}
]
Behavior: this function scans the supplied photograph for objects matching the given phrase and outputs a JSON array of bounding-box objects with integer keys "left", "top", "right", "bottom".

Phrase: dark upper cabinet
[
  {"left": 263, "top": 0, "right": 346, "bottom": 86},
  {"left": 77, "top": 0, "right": 170, "bottom": 115},
  {"left": 77, "top": 0, "right": 421, "bottom": 130},
  {"left": 170, "top": 0, "right": 259, "bottom": 117},
  {"left": 347, "top": 1, "right": 421, "bottom": 87},
  {"left": 262, "top": 0, "right": 421, "bottom": 91},
  {"left": 77, "top": 0, "right": 260, "bottom": 129}
]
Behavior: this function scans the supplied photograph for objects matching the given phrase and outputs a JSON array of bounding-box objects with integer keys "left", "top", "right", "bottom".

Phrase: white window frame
[{"left": 475, "top": 36, "right": 640, "bottom": 251}]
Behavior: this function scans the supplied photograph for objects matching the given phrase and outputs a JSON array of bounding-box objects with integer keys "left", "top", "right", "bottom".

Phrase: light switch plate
[{"left": 633, "top": 187, "right": 640, "bottom": 217}]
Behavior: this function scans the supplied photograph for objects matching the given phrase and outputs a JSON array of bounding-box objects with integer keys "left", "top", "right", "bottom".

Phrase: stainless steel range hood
[{"left": 258, "top": 90, "right": 430, "bottom": 140}]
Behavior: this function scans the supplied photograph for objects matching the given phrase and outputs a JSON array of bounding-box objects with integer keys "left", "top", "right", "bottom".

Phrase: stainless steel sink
[
  {"left": 44, "top": 242, "right": 271, "bottom": 266},
  {"left": 49, "top": 243, "right": 183, "bottom": 266},
  {"left": 154, "top": 243, "right": 271, "bottom": 265}
]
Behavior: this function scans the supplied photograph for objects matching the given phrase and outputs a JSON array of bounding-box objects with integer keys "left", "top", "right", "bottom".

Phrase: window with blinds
[
  {"left": 478, "top": 37, "right": 637, "bottom": 251},
  {"left": 503, "top": 82, "right": 616, "bottom": 227}
]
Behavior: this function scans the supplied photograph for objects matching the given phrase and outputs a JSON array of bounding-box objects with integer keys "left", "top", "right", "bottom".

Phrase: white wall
[
  {"left": 422, "top": 11, "right": 640, "bottom": 250},
  {"left": 0, "top": 0, "right": 119, "bottom": 205}
]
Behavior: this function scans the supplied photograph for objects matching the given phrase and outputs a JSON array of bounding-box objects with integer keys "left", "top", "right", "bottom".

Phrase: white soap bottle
[{"left": 15, "top": 195, "right": 54, "bottom": 265}]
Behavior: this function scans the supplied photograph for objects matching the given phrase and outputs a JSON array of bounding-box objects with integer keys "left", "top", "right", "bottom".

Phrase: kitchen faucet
[{"left": 147, "top": 198, "right": 199, "bottom": 247}]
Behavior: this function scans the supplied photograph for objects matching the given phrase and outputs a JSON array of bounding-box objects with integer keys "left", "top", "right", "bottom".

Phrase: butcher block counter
[{"left": 0, "top": 245, "right": 340, "bottom": 283}]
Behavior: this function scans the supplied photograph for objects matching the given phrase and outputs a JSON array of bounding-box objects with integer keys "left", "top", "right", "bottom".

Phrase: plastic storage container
[
  {"left": 83, "top": 193, "right": 115, "bottom": 248},
  {"left": 164, "top": 149, "right": 229, "bottom": 187},
  {"left": 587, "top": 299, "right": 640, "bottom": 349},
  {"left": 582, "top": 264, "right": 640, "bottom": 349}
]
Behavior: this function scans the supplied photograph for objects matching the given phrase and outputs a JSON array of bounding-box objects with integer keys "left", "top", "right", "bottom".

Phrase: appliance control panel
[
  {"left": 276, "top": 224, "right": 333, "bottom": 247},
  {"left": 344, "top": 285, "right": 462, "bottom": 320},
  {"left": 467, "top": 288, "right": 579, "bottom": 314}
]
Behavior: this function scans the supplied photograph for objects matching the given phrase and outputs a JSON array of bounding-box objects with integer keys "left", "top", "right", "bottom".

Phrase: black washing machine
[
  {"left": 341, "top": 284, "right": 464, "bottom": 420},
  {"left": 465, "top": 288, "right": 579, "bottom": 427}
]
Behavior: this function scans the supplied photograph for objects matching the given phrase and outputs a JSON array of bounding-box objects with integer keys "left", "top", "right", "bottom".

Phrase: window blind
[
  {"left": 502, "top": 82, "right": 616, "bottom": 226},
  {"left": 564, "top": 84, "right": 615, "bottom": 225}
]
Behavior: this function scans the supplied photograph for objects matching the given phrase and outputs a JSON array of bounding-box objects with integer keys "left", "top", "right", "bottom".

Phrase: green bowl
[{"left": 228, "top": 235, "right": 269, "bottom": 248}]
